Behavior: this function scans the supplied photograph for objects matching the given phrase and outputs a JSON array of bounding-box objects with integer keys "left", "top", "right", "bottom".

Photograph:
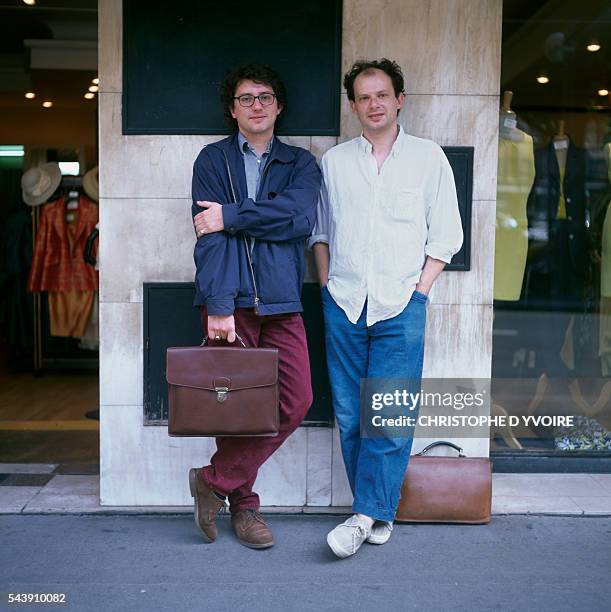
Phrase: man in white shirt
[{"left": 309, "top": 59, "right": 463, "bottom": 558}]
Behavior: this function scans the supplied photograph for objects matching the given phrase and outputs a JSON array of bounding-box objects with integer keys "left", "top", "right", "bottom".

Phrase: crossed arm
[
  {"left": 194, "top": 152, "right": 320, "bottom": 242},
  {"left": 193, "top": 148, "right": 320, "bottom": 341}
]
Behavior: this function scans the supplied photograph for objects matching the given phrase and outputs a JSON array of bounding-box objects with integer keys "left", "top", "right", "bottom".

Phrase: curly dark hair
[
  {"left": 343, "top": 58, "right": 405, "bottom": 102},
  {"left": 221, "top": 63, "right": 287, "bottom": 129}
]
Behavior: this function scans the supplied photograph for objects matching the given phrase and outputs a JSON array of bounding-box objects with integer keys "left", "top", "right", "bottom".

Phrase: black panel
[
  {"left": 143, "top": 282, "right": 333, "bottom": 426},
  {"left": 299, "top": 283, "right": 333, "bottom": 425},
  {"left": 491, "top": 451, "right": 611, "bottom": 473},
  {"left": 122, "top": 0, "right": 342, "bottom": 136},
  {"left": 442, "top": 146, "right": 474, "bottom": 272},
  {"left": 143, "top": 284, "right": 201, "bottom": 423}
]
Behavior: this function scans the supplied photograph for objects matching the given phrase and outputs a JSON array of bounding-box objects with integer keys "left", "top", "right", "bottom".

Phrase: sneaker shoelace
[{"left": 345, "top": 521, "right": 368, "bottom": 551}]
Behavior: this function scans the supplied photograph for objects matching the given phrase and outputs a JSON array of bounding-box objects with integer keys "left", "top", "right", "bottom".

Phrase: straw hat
[
  {"left": 21, "top": 162, "right": 62, "bottom": 206},
  {"left": 83, "top": 165, "right": 99, "bottom": 202}
]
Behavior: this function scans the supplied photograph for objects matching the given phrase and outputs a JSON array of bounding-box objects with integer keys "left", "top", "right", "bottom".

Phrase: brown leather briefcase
[
  {"left": 395, "top": 441, "right": 492, "bottom": 524},
  {"left": 166, "top": 335, "right": 279, "bottom": 437}
]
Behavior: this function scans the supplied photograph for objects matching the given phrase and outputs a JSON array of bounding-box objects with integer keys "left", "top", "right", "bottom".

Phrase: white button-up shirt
[{"left": 308, "top": 126, "right": 463, "bottom": 326}]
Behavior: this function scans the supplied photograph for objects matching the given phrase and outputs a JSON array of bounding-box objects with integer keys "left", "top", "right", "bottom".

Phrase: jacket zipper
[{"left": 223, "top": 151, "right": 260, "bottom": 314}]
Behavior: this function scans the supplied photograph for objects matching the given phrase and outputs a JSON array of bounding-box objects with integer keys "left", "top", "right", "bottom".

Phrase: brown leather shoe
[
  {"left": 188, "top": 468, "right": 226, "bottom": 542},
  {"left": 231, "top": 509, "right": 274, "bottom": 549}
]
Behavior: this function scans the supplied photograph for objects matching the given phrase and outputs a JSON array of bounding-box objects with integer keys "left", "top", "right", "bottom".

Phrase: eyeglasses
[{"left": 233, "top": 93, "right": 276, "bottom": 107}]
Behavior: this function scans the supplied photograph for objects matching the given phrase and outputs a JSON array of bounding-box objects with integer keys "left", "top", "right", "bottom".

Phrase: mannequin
[{"left": 494, "top": 91, "right": 536, "bottom": 301}]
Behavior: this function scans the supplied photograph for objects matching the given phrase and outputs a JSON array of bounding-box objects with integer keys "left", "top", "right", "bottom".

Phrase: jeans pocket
[{"left": 411, "top": 290, "right": 428, "bottom": 304}]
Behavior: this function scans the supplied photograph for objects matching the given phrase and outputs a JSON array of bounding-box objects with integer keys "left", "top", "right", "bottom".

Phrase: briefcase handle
[
  {"left": 416, "top": 441, "right": 466, "bottom": 457},
  {"left": 201, "top": 333, "right": 247, "bottom": 348}
]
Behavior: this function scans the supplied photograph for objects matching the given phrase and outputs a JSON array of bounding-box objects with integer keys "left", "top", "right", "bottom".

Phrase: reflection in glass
[{"left": 492, "top": 2, "right": 611, "bottom": 456}]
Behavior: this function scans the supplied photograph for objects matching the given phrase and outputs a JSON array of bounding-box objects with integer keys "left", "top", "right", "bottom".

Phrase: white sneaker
[
  {"left": 366, "top": 520, "right": 393, "bottom": 545},
  {"left": 327, "top": 515, "right": 372, "bottom": 559}
]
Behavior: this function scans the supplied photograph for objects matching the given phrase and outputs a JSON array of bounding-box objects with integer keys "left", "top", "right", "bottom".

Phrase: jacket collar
[
  {"left": 208, "top": 133, "right": 297, "bottom": 201},
  {"left": 219, "top": 132, "right": 296, "bottom": 164},
  {"left": 49, "top": 195, "right": 94, "bottom": 250},
  {"left": 545, "top": 137, "right": 578, "bottom": 179}
]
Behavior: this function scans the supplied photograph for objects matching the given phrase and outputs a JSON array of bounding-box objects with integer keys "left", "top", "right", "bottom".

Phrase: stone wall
[{"left": 98, "top": 0, "right": 501, "bottom": 505}]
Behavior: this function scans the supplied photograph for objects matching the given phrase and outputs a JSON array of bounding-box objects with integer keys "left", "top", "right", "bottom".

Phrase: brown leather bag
[
  {"left": 395, "top": 441, "right": 492, "bottom": 524},
  {"left": 166, "top": 334, "right": 279, "bottom": 437}
]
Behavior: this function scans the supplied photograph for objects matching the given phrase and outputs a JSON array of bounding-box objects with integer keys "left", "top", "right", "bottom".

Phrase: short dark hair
[
  {"left": 343, "top": 58, "right": 405, "bottom": 102},
  {"left": 221, "top": 63, "right": 287, "bottom": 129}
]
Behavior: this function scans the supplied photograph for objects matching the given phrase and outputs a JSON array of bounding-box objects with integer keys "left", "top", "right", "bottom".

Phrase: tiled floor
[{"left": 1, "top": 463, "right": 610, "bottom": 515}]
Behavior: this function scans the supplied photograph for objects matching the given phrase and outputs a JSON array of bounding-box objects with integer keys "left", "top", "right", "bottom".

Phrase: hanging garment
[
  {"left": 525, "top": 140, "right": 591, "bottom": 377},
  {"left": 27, "top": 195, "right": 99, "bottom": 292},
  {"left": 494, "top": 132, "right": 535, "bottom": 300},
  {"left": 48, "top": 290, "right": 94, "bottom": 338},
  {"left": 527, "top": 138, "right": 589, "bottom": 306}
]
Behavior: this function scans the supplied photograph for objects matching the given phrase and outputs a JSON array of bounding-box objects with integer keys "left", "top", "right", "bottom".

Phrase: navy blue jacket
[
  {"left": 527, "top": 139, "right": 588, "bottom": 279},
  {"left": 192, "top": 133, "right": 321, "bottom": 315}
]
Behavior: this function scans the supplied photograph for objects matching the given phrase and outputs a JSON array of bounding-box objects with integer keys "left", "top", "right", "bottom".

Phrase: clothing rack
[{"left": 30, "top": 177, "right": 98, "bottom": 373}]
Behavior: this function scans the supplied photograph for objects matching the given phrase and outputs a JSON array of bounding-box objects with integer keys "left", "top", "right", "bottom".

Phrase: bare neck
[{"left": 363, "top": 123, "right": 400, "bottom": 153}]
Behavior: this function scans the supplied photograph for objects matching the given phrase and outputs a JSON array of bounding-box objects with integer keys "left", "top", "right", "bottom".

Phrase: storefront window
[{"left": 492, "top": 1, "right": 611, "bottom": 458}]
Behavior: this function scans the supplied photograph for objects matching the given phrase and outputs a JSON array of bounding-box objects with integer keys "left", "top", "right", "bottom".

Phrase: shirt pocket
[{"left": 387, "top": 187, "right": 425, "bottom": 223}]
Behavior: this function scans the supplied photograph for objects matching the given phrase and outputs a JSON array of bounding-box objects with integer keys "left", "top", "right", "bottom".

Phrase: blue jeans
[{"left": 322, "top": 286, "right": 427, "bottom": 521}]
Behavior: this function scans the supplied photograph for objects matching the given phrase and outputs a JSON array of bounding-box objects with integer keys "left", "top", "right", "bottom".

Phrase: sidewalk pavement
[
  {"left": 1, "top": 513, "right": 609, "bottom": 612},
  {"left": 1, "top": 463, "right": 611, "bottom": 515}
]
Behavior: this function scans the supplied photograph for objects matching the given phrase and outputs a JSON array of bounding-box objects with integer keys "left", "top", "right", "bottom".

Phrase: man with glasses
[
  {"left": 310, "top": 59, "right": 463, "bottom": 558},
  {"left": 190, "top": 64, "right": 320, "bottom": 549}
]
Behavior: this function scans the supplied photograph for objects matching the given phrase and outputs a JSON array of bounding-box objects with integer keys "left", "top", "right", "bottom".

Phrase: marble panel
[
  {"left": 310, "top": 136, "right": 338, "bottom": 162},
  {"left": 99, "top": 302, "right": 142, "bottom": 406},
  {"left": 401, "top": 95, "right": 499, "bottom": 202},
  {"left": 330, "top": 425, "right": 353, "bottom": 507},
  {"left": 422, "top": 304, "right": 493, "bottom": 379},
  {"left": 342, "top": 0, "right": 502, "bottom": 95},
  {"left": 99, "top": 198, "right": 195, "bottom": 303},
  {"left": 306, "top": 427, "right": 333, "bottom": 506},
  {"left": 428, "top": 200, "right": 495, "bottom": 306},
  {"left": 100, "top": 405, "right": 308, "bottom": 506},
  {"left": 251, "top": 428, "right": 308, "bottom": 507},
  {"left": 99, "top": 93, "right": 222, "bottom": 200},
  {"left": 279, "top": 136, "right": 311, "bottom": 150},
  {"left": 98, "top": 0, "right": 122, "bottom": 93}
]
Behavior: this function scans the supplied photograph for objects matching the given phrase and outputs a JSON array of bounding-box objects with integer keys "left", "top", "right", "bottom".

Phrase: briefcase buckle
[{"left": 215, "top": 386, "right": 229, "bottom": 403}]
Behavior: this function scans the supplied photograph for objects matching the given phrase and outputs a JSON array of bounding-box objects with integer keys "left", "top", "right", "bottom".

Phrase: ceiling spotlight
[
  {"left": 536, "top": 75, "right": 550, "bottom": 84},
  {"left": 42, "top": 101, "right": 53, "bottom": 108},
  {"left": 92, "top": 78, "right": 99, "bottom": 85},
  {"left": 23, "top": 0, "right": 36, "bottom": 5},
  {"left": 587, "top": 42, "right": 601, "bottom": 52},
  {"left": 598, "top": 89, "right": 609, "bottom": 97},
  {"left": 84, "top": 92, "right": 95, "bottom": 100},
  {"left": 88, "top": 85, "right": 99, "bottom": 93},
  {"left": 24, "top": 92, "right": 36, "bottom": 99}
]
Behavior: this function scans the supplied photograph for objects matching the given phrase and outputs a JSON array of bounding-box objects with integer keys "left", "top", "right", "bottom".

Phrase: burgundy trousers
[{"left": 198, "top": 307, "right": 313, "bottom": 512}]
